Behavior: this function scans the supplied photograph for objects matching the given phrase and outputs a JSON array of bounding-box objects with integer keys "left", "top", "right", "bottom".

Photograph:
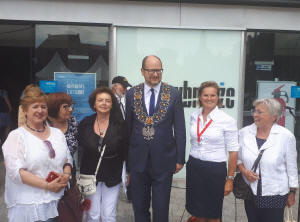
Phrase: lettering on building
[{"left": 175, "top": 81, "right": 235, "bottom": 109}]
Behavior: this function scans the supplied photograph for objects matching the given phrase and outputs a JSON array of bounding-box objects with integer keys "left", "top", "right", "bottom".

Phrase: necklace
[
  {"left": 25, "top": 120, "right": 46, "bottom": 133},
  {"left": 96, "top": 116, "right": 107, "bottom": 136}
]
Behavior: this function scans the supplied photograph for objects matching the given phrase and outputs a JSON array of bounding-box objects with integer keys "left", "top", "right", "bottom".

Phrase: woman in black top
[{"left": 78, "top": 87, "right": 128, "bottom": 222}]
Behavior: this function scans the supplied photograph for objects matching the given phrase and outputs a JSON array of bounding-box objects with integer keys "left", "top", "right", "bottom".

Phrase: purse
[
  {"left": 57, "top": 173, "right": 83, "bottom": 222},
  {"left": 77, "top": 143, "right": 106, "bottom": 196},
  {"left": 233, "top": 149, "right": 265, "bottom": 200}
]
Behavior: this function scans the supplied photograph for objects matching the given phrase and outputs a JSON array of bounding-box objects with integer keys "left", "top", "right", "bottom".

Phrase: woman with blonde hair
[
  {"left": 18, "top": 84, "right": 41, "bottom": 127},
  {"left": 186, "top": 81, "right": 239, "bottom": 222},
  {"left": 2, "top": 87, "right": 72, "bottom": 222}
]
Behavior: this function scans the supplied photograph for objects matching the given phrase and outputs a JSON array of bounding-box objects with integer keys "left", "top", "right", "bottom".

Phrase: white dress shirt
[
  {"left": 189, "top": 106, "right": 239, "bottom": 162},
  {"left": 238, "top": 123, "right": 298, "bottom": 196},
  {"left": 115, "top": 93, "right": 126, "bottom": 119},
  {"left": 3, "top": 127, "right": 72, "bottom": 222},
  {"left": 144, "top": 82, "right": 161, "bottom": 115}
]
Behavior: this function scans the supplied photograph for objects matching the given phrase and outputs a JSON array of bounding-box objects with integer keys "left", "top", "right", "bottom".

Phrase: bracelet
[
  {"left": 63, "top": 163, "right": 72, "bottom": 170},
  {"left": 227, "top": 176, "right": 234, "bottom": 181},
  {"left": 289, "top": 189, "right": 296, "bottom": 194}
]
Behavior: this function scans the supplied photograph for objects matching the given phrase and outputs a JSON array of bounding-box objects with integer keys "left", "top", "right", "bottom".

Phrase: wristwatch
[{"left": 227, "top": 176, "right": 234, "bottom": 181}]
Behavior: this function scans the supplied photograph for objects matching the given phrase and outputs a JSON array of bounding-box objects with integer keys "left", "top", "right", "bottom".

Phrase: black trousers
[
  {"left": 130, "top": 160, "right": 173, "bottom": 222},
  {"left": 244, "top": 199, "right": 285, "bottom": 222}
]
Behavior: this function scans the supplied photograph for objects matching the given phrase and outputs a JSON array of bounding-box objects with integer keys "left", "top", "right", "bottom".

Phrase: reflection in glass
[{"left": 35, "top": 25, "right": 109, "bottom": 87}]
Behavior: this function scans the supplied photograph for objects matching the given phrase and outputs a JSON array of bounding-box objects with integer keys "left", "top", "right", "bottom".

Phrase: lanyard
[{"left": 197, "top": 116, "right": 213, "bottom": 142}]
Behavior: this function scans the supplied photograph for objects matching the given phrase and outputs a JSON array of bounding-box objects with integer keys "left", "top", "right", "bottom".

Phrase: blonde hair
[{"left": 20, "top": 87, "right": 47, "bottom": 111}]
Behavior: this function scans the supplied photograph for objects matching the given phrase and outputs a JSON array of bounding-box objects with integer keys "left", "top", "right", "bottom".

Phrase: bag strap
[
  {"left": 94, "top": 144, "right": 106, "bottom": 176},
  {"left": 251, "top": 149, "right": 265, "bottom": 172}
]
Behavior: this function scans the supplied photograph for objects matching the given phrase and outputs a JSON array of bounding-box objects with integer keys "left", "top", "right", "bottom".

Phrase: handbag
[
  {"left": 284, "top": 207, "right": 296, "bottom": 222},
  {"left": 233, "top": 149, "right": 265, "bottom": 200},
  {"left": 57, "top": 174, "right": 83, "bottom": 222},
  {"left": 77, "top": 143, "right": 106, "bottom": 196}
]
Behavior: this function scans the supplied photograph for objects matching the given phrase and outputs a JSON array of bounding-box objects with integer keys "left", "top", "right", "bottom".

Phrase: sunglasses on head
[{"left": 44, "top": 140, "right": 56, "bottom": 159}]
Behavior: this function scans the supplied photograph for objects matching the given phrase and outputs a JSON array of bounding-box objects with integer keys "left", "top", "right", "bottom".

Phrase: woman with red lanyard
[{"left": 185, "top": 81, "right": 239, "bottom": 222}]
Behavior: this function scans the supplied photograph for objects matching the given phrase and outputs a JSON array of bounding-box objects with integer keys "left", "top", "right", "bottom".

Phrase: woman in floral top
[{"left": 47, "top": 92, "right": 78, "bottom": 157}]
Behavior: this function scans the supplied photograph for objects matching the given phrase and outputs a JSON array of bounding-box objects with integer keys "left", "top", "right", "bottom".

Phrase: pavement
[{"left": 0, "top": 152, "right": 298, "bottom": 222}]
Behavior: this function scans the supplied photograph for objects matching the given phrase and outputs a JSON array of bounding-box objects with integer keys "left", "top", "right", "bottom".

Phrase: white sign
[{"left": 257, "top": 80, "right": 296, "bottom": 133}]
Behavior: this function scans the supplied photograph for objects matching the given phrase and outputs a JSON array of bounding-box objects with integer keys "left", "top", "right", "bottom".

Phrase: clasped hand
[
  {"left": 47, "top": 172, "right": 69, "bottom": 193},
  {"left": 244, "top": 169, "right": 259, "bottom": 182}
]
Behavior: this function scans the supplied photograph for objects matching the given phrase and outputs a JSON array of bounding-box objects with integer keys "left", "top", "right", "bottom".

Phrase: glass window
[
  {"left": 0, "top": 22, "right": 109, "bottom": 128},
  {"left": 244, "top": 31, "right": 300, "bottom": 168},
  {"left": 35, "top": 25, "right": 109, "bottom": 87}
]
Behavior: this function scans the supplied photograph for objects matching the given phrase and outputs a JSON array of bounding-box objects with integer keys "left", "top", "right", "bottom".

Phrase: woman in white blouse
[
  {"left": 2, "top": 87, "right": 72, "bottom": 222},
  {"left": 237, "top": 98, "right": 298, "bottom": 222},
  {"left": 186, "top": 81, "right": 239, "bottom": 222}
]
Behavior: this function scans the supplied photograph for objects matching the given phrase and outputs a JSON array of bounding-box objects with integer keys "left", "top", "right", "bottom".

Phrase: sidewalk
[{"left": 0, "top": 159, "right": 298, "bottom": 222}]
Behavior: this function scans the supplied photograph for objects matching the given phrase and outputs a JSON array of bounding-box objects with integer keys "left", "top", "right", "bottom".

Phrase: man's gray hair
[{"left": 253, "top": 98, "right": 283, "bottom": 121}]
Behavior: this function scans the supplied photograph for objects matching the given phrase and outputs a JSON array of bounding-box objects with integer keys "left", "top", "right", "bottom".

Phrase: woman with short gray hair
[
  {"left": 252, "top": 98, "right": 283, "bottom": 121},
  {"left": 237, "top": 98, "right": 298, "bottom": 222}
]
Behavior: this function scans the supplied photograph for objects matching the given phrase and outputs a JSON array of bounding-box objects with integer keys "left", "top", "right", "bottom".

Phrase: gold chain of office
[{"left": 133, "top": 83, "right": 171, "bottom": 140}]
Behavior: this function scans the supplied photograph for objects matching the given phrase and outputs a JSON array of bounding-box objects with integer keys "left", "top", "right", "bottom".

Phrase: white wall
[{"left": 1, "top": 0, "right": 300, "bottom": 31}]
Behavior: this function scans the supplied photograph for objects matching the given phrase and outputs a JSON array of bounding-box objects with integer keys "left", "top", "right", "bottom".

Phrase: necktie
[
  {"left": 149, "top": 88, "right": 155, "bottom": 116},
  {"left": 120, "top": 102, "right": 125, "bottom": 119}
]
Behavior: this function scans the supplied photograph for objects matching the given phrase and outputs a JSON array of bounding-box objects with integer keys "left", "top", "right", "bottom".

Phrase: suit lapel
[
  {"left": 141, "top": 84, "right": 147, "bottom": 115},
  {"left": 247, "top": 123, "right": 275, "bottom": 154},
  {"left": 154, "top": 84, "right": 162, "bottom": 114},
  {"left": 247, "top": 133, "right": 259, "bottom": 155},
  {"left": 259, "top": 124, "right": 279, "bottom": 151}
]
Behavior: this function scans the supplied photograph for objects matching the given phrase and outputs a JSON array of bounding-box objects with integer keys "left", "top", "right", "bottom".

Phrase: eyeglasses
[
  {"left": 44, "top": 140, "right": 56, "bottom": 159},
  {"left": 62, "top": 104, "right": 74, "bottom": 110},
  {"left": 251, "top": 109, "right": 266, "bottom": 116},
  {"left": 143, "top": 68, "right": 163, "bottom": 75}
]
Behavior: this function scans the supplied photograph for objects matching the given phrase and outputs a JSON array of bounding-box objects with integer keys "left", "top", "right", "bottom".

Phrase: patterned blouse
[
  {"left": 48, "top": 116, "right": 78, "bottom": 157},
  {"left": 65, "top": 116, "right": 79, "bottom": 156},
  {"left": 254, "top": 137, "right": 288, "bottom": 208}
]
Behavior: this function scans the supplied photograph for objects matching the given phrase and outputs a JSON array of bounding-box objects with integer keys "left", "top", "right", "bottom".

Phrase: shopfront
[{"left": 1, "top": 0, "right": 300, "bottom": 177}]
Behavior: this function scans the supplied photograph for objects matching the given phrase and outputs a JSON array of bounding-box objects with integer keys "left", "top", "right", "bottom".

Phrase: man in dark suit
[{"left": 125, "top": 55, "right": 186, "bottom": 222}]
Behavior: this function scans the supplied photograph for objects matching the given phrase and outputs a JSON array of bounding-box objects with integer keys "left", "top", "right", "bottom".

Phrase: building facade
[{"left": 1, "top": 0, "right": 300, "bottom": 177}]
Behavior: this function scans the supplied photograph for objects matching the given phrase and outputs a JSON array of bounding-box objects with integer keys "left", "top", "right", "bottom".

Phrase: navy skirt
[{"left": 186, "top": 156, "right": 227, "bottom": 219}]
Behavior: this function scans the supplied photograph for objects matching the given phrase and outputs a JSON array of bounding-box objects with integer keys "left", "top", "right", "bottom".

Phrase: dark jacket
[
  {"left": 125, "top": 83, "right": 186, "bottom": 174},
  {"left": 79, "top": 113, "right": 128, "bottom": 187}
]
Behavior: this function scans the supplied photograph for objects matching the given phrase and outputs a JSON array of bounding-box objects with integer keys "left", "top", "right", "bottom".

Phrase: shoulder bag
[
  {"left": 77, "top": 143, "right": 106, "bottom": 196},
  {"left": 233, "top": 149, "right": 265, "bottom": 200},
  {"left": 57, "top": 170, "right": 83, "bottom": 222}
]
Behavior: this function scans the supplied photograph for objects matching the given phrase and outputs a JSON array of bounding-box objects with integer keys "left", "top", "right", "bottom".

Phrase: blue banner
[
  {"left": 54, "top": 72, "right": 96, "bottom": 122},
  {"left": 291, "top": 86, "right": 300, "bottom": 98},
  {"left": 39, "top": 80, "right": 57, "bottom": 93}
]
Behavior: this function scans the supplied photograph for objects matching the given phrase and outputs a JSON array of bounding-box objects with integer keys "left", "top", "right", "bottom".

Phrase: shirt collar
[
  {"left": 249, "top": 122, "right": 281, "bottom": 135},
  {"left": 198, "top": 106, "right": 219, "bottom": 121},
  {"left": 144, "top": 82, "right": 161, "bottom": 94}
]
